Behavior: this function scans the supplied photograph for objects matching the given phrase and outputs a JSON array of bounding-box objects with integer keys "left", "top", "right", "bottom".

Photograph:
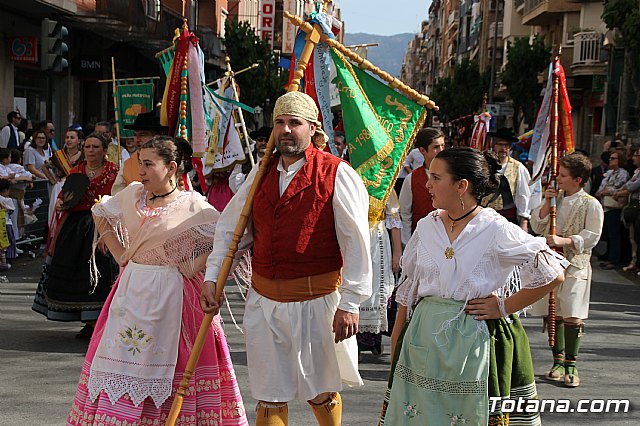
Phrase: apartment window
[
  {"left": 146, "top": 0, "right": 160, "bottom": 20},
  {"left": 221, "top": 8, "right": 228, "bottom": 38},
  {"left": 191, "top": 0, "right": 197, "bottom": 27}
]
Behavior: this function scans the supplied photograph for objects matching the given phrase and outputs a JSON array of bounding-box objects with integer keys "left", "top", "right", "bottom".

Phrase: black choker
[
  {"left": 149, "top": 185, "right": 178, "bottom": 202},
  {"left": 447, "top": 204, "right": 479, "bottom": 232}
]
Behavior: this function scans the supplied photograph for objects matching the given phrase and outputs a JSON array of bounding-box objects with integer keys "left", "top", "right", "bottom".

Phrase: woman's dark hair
[
  {"left": 10, "top": 149, "right": 22, "bottom": 164},
  {"left": 18, "top": 118, "right": 30, "bottom": 133},
  {"left": 84, "top": 132, "right": 110, "bottom": 151},
  {"left": 612, "top": 147, "right": 627, "bottom": 165},
  {"left": 434, "top": 147, "right": 501, "bottom": 201},
  {"left": 174, "top": 137, "right": 193, "bottom": 174},
  {"left": 31, "top": 130, "right": 47, "bottom": 147},
  {"left": 415, "top": 127, "right": 445, "bottom": 151},
  {"left": 66, "top": 126, "right": 85, "bottom": 142},
  {"left": 0, "top": 148, "right": 10, "bottom": 161},
  {"left": 0, "top": 179, "right": 10, "bottom": 192},
  {"left": 559, "top": 152, "right": 592, "bottom": 186},
  {"left": 141, "top": 136, "right": 189, "bottom": 184}
]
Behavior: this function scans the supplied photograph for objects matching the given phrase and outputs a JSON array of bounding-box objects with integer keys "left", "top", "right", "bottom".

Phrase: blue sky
[{"left": 340, "top": 0, "right": 430, "bottom": 36}]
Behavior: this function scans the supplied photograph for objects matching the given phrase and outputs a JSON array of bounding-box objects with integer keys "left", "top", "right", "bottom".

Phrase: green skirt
[{"left": 380, "top": 297, "right": 540, "bottom": 426}]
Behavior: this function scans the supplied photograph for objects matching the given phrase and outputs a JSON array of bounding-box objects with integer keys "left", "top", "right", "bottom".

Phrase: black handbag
[{"left": 622, "top": 199, "right": 640, "bottom": 227}]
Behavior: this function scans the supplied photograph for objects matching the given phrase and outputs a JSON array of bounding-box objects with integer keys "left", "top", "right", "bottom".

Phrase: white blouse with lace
[{"left": 396, "top": 208, "right": 568, "bottom": 319}]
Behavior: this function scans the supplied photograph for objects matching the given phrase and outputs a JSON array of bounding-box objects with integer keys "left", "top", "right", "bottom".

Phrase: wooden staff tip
[
  {"left": 379, "top": 71, "right": 393, "bottom": 82},
  {"left": 359, "top": 59, "right": 372, "bottom": 70}
]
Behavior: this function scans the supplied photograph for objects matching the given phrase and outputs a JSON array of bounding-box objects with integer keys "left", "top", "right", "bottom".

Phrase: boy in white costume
[{"left": 530, "top": 153, "right": 604, "bottom": 387}]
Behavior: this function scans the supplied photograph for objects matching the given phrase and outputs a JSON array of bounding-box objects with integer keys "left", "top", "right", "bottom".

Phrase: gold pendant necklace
[
  {"left": 86, "top": 163, "right": 102, "bottom": 179},
  {"left": 444, "top": 246, "right": 455, "bottom": 259}
]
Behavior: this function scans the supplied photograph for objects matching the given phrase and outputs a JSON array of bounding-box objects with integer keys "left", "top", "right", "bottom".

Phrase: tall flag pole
[
  {"left": 110, "top": 57, "right": 122, "bottom": 168},
  {"left": 547, "top": 51, "right": 561, "bottom": 349},
  {"left": 545, "top": 47, "right": 575, "bottom": 348}
]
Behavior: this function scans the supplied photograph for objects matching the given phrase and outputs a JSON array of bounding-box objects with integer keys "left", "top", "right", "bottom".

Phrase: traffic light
[{"left": 41, "top": 18, "right": 68, "bottom": 72}]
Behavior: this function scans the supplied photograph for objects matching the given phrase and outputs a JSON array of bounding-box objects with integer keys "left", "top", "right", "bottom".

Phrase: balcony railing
[
  {"left": 523, "top": 0, "right": 580, "bottom": 20},
  {"left": 448, "top": 11, "right": 459, "bottom": 28},
  {"left": 573, "top": 32, "right": 602, "bottom": 65},
  {"left": 524, "top": 0, "right": 545, "bottom": 16},
  {"left": 488, "top": 22, "right": 503, "bottom": 38}
]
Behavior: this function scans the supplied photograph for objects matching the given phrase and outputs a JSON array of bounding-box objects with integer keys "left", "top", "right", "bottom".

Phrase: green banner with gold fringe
[
  {"left": 116, "top": 81, "right": 154, "bottom": 138},
  {"left": 331, "top": 48, "right": 427, "bottom": 221}
]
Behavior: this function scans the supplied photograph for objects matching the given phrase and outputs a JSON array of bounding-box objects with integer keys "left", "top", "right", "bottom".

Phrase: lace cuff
[
  {"left": 385, "top": 214, "right": 402, "bottom": 230},
  {"left": 92, "top": 194, "right": 120, "bottom": 220},
  {"left": 520, "top": 249, "right": 569, "bottom": 289}
]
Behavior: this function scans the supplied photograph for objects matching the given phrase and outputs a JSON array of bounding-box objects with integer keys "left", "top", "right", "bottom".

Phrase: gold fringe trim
[{"left": 368, "top": 107, "right": 427, "bottom": 222}]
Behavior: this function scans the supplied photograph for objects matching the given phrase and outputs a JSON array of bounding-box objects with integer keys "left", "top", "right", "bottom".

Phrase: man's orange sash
[
  {"left": 122, "top": 152, "right": 140, "bottom": 185},
  {"left": 251, "top": 270, "right": 341, "bottom": 302}
]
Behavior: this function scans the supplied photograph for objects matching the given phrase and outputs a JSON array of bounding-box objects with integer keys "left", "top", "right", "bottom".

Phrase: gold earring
[
  {"left": 460, "top": 196, "right": 465, "bottom": 211},
  {"left": 169, "top": 178, "right": 173, "bottom": 186}
]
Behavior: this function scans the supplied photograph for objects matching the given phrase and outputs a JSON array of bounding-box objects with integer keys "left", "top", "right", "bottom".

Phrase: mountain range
[{"left": 343, "top": 32, "right": 415, "bottom": 78}]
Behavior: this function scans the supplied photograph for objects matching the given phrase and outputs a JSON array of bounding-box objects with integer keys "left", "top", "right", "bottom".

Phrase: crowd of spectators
[{"left": 0, "top": 111, "right": 137, "bottom": 270}]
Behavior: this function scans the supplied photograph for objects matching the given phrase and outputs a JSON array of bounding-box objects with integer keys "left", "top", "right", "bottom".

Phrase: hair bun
[
  {"left": 173, "top": 137, "right": 193, "bottom": 172},
  {"left": 482, "top": 150, "right": 501, "bottom": 175}
]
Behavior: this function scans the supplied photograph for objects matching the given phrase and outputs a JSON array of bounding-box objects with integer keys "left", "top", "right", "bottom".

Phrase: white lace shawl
[{"left": 91, "top": 183, "right": 218, "bottom": 279}]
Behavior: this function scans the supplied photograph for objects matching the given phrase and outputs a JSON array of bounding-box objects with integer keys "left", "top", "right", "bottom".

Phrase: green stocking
[
  {"left": 564, "top": 323, "right": 584, "bottom": 374},
  {"left": 552, "top": 320, "right": 565, "bottom": 366}
]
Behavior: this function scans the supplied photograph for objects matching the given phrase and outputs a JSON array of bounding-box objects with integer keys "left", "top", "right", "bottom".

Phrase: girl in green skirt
[{"left": 381, "top": 148, "right": 568, "bottom": 425}]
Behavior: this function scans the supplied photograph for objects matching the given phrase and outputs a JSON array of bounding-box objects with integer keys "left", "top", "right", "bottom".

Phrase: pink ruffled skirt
[{"left": 67, "top": 272, "right": 248, "bottom": 425}]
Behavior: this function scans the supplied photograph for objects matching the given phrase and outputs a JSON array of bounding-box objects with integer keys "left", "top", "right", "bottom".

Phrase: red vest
[
  {"left": 252, "top": 145, "right": 344, "bottom": 279},
  {"left": 410, "top": 166, "right": 435, "bottom": 232}
]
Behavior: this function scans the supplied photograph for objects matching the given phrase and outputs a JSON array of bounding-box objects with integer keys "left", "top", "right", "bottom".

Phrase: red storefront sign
[
  {"left": 260, "top": 0, "right": 275, "bottom": 48},
  {"left": 9, "top": 36, "right": 38, "bottom": 63}
]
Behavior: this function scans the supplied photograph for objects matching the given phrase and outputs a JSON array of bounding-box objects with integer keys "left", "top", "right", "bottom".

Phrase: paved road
[{"left": 0, "top": 256, "right": 638, "bottom": 425}]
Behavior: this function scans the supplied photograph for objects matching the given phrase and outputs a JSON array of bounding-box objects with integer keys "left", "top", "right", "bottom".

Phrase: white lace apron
[{"left": 88, "top": 262, "right": 183, "bottom": 408}]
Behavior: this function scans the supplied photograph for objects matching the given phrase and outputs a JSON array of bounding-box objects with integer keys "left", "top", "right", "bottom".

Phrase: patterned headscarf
[{"left": 273, "top": 91, "right": 320, "bottom": 126}]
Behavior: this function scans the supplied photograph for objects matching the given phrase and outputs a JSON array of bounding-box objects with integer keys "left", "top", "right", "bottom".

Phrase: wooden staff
[
  {"left": 111, "top": 57, "right": 121, "bottom": 168},
  {"left": 164, "top": 9, "right": 327, "bottom": 426},
  {"left": 547, "top": 54, "right": 561, "bottom": 348},
  {"left": 225, "top": 56, "right": 255, "bottom": 167}
]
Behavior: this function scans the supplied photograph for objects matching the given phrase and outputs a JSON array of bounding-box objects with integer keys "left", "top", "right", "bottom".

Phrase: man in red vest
[
  {"left": 398, "top": 127, "right": 446, "bottom": 244},
  {"left": 201, "top": 91, "right": 372, "bottom": 426}
]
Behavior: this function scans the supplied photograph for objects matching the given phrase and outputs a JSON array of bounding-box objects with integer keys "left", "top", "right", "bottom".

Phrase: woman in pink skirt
[{"left": 67, "top": 136, "right": 248, "bottom": 425}]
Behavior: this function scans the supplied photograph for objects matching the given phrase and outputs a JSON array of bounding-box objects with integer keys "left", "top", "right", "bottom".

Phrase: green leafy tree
[
  {"left": 602, "top": 0, "right": 640, "bottom": 122},
  {"left": 223, "top": 20, "right": 287, "bottom": 111},
  {"left": 431, "top": 58, "right": 489, "bottom": 121},
  {"left": 501, "top": 36, "right": 550, "bottom": 129}
]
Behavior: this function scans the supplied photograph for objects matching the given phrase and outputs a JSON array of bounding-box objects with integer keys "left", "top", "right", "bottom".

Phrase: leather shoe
[
  {"left": 545, "top": 364, "right": 565, "bottom": 381},
  {"left": 564, "top": 372, "right": 580, "bottom": 387}
]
